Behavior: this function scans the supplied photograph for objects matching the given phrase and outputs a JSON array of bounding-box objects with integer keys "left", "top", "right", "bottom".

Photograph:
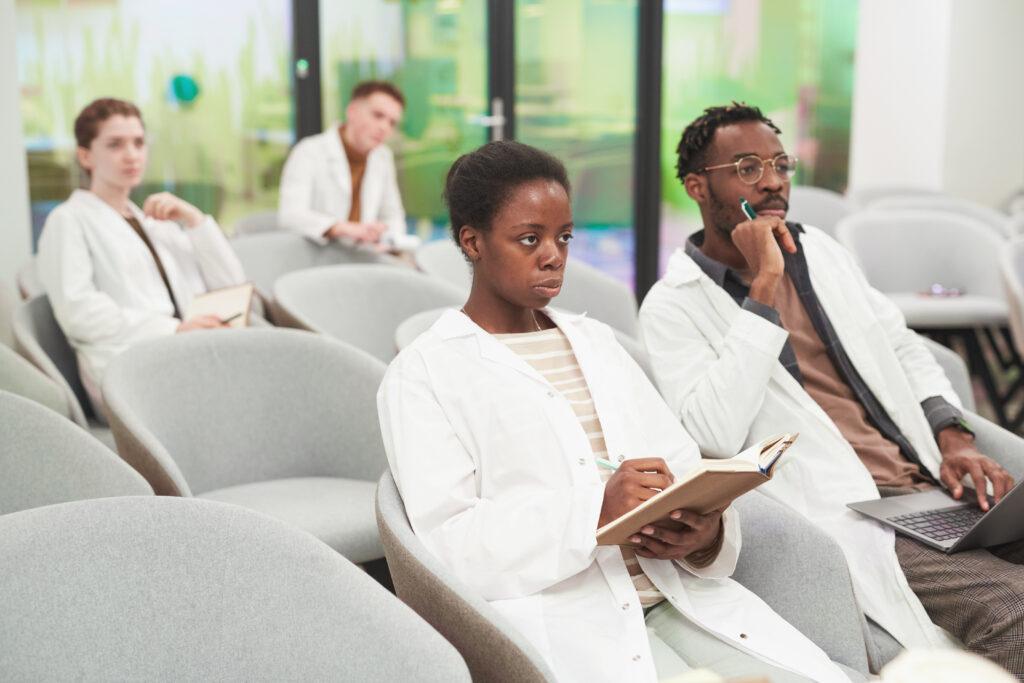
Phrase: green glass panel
[
  {"left": 16, "top": 0, "right": 294, "bottom": 244},
  {"left": 515, "top": 0, "right": 638, "bottom": 286},
  {"left": 660, "top": 0, "right": 858, "bottom": 271},
  {"left": 319, "top": 0, "right": 489, "bottom": 240}
]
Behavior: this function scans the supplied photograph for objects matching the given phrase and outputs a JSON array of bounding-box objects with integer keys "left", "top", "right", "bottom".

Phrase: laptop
[{"left": 848, "top": 481, "right": 1024, "bottom": 553}]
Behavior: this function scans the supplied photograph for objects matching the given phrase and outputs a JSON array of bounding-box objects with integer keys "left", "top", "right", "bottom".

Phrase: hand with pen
[
  {"left": 732, "top": 196, "right": 797, "bottom": 308},
  {"left": 176, "top": 315, "right": 229, "bottom": 332},
  {"left": 598, "top": 458, "right": 723, "bottom": 561}
]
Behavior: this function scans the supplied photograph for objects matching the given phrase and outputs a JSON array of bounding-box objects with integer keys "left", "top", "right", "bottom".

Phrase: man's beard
[{"left": 706, "top": 184, "right": 790, "bottom": 240}]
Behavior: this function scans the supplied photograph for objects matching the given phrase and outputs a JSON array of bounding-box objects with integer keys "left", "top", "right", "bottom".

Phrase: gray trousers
[{"left": 894, "top": 534, "right": 1024, "bottom": 678}]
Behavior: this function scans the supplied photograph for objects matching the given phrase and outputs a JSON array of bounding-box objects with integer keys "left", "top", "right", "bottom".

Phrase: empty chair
[
  {"left": 836, "top": 210, "right": 1006, "bottom": 330},
  {"left": 872, "top": 195, "right": 1016, "bottom": 240},
  {"left": 415, "top": 238, "right": 639, "bottom": 336},
  {"left": 377, "top": 471, "right": 872, "bottom": 679},
  {"left": 231, "top": 209, "right": 280, "bottom": 235},
  {"left": 0, "top": 496, "right": 469, "bottom": 681},
  {"left": 275, "top": 265, "right": 465, "bottom": 362},
  {"left": 15, "top": 259, "right": 42, "bottom": 300},
  {"left": 787, "top": 186, "right": 853, "bottom": 237},
  {"left": 396, "top": 307, "right": 654, "bottom": 383},
  {"left": 12, "top": 295, "right": 115, "bottom": 448},
  {"left": 104, "top": 328, "right": 389, "bottom": 564},
  {"left": 845, "top": 185, "right": 942, "bottom": 209},
  {"left": 229, "top": 231, "right": 400, "bottom": 319},
  {"left": 0, "top": 390, "right": 151, "bottom": 515},
  {"left": 0, "top": 346, "right": 71, "bottom": 419}
]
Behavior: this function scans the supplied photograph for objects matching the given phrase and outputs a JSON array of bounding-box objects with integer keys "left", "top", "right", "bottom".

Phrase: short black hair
[
  {"left": 675, "top": 102, "right": 782, "bottom": 183},
  {"left": 443, "top": 140, "right": 571, "bottom": 246}
]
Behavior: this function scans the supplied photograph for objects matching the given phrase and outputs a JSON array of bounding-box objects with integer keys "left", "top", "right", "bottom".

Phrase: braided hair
[{"left": 675, "top": 102, "right": 781, "bottom": 184}]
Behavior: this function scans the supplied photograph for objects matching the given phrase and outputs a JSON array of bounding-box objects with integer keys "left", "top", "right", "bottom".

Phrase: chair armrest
[
  {"left": 965, "top": 410, "right": 1024, "bottom": 479},
  {"left": 731, "top": 492, "right": 870, "bottom": 675}
]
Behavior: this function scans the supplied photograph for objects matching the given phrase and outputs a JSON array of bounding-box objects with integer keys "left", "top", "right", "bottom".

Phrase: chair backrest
[
  {"left": 845, "top": 184, "right": 942, "bottom": 209},
  {"left": 414, "top": 239, "right": 639, "bottom": 335},
  {"left": 275, "top": 264, "right": 466, "bottom": 362},
  {"left": 0, "top": 496, "right": 469, "bottom": 682},
  {"left": 787, "top": 185, "right": 853, "bottom": 237},
  {"left": 12, "top": 294, "right": 90, "bottom": 426},
  {"left": 872, "top": 195, "right": 1014, "bottom": 239},
  {"left": 15, "top": 259, "right": 42, "bottom": 300},
  {"left": 231, "top": 210, "right": 280, "bottom": 236},
  {"left": 103, "top": 328, "right": 388, "bottom": 496},
  {"left": 376, "top": 471, "right": 557, "bottom": 682},
  {"left": 1000, "top": 237, "right": 1024, "bottom": 357},
  {"left": 835, "top": 210, "right": 1005, "bottom": 298},
  {"left": 0, "top": 346, "right": 71, "bottom": 419},
  {"left": 395, "top": 307, "right": 654, "bottom": 382},
  {"left": 918, "top": 336, "right": 976, "bottom": 412},
  {"left": 0, "top": 390, "right": 151, "bottom": 515},
  {"left": 229, "top": 231, "right": 396, "bottom": 302},
  {"left": 0, "top": 278, "right": 18, "bottom": 347},
  {"left": 414, "top": 238, "right": 473, "bottom": 291}
]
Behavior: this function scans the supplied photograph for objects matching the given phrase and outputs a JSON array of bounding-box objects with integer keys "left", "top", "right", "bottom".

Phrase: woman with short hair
[
  {"left": 36, "top": 97, "right": 246, "bottom": 418},
  {"left": 377, "top": 141, "right": 853, "bottom": 682}
]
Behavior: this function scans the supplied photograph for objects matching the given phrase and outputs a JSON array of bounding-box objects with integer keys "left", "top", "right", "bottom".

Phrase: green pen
[
  {"left": 739, "top": 197, "right": 758, "bottom": 220},
  {"left": 595, "top": 457, "right": 619, "bottom": 471}
]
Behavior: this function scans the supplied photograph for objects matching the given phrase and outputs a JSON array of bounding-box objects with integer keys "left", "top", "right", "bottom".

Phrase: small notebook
[
  {"left": 186, "top": 283, "right": 255, "bottom": 328},
  {"left": 596, "top": 434, "right": 797, "bottom": 546}
]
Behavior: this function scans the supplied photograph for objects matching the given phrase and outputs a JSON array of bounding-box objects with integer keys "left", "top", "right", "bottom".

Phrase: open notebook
[
  {"left": 186, "top": 283, "right": 255, "bottom": 328},
  {"left": 596, "top": 434, "right": 797, "bottom": 546}
]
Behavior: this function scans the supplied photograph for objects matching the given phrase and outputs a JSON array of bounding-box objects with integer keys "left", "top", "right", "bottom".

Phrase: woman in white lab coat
[
  {"left": 36, "top": 98, "right": 246, "bottom": 417},
  {"left": 377, "top": 141, "right": 854, "bottom": 682}
]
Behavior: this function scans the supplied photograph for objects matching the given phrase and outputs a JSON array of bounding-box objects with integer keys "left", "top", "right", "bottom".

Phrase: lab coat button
[
  {"left": 621, "top": 602, "right": 630, "bottom": 610},
  {"left": 740, "top": 633, "right": 748, "bottom": 639},
  {"left": 632, "top": 654, "right": 642, "bottom": 662},
  {"left": 546, "top": 390, "right": 555, "bottom": 398},
  {"left": 617, "top": 454, "right": 625, "bottom": 462},
  {"left": 578, "top": 457, "right": 586, "bottom": 465}
]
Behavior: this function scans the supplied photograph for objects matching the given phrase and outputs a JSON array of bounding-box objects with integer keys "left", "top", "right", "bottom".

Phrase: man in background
[{"left": 278, "top": 80, "right": 417, "bottom": 250}]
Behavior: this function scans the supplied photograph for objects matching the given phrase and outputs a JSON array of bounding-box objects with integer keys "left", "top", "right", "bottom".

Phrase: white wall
[
  {"left": 849, "top": 0, "right": 1024, "bottom": 207},
  {"left": 0, "top": 0, "right": 32, "bottom": 283},
  {"left": 942, "top": 0, "right": 1024, "bottom": 207},
  {"left": 848, "top": 0, "right": 952, "bottom": 192}
]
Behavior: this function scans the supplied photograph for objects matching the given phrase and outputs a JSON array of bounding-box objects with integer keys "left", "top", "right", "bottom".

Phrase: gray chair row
[
  {"left": 0, "top": 495, "right": 469, "bottom": 681},
  {"left": 102, "top": 327, "right": 388, "bottom": 565}
]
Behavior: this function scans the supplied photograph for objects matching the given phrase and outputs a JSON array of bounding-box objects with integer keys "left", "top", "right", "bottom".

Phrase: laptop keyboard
[{"left": 889, "top": 505, "right": 986, "bottom": 542}]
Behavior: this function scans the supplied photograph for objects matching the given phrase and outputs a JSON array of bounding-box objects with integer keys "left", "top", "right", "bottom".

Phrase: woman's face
[
  {"left": 77, "top": 115, "right": 147, "bottom": 191},
  {"left": 463, "top": 178, "right": 574, "bottom": 309}
]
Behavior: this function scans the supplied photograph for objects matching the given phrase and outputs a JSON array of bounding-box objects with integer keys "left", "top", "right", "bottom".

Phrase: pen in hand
[{"left": 220, "top": 312, "right": 243, "bottom": 325}]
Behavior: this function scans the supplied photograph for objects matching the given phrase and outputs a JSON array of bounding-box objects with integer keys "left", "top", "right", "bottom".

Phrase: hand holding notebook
[
  {"left": 596, "top": 434, "right": 797, "bottom": 546},
  {"left": 185, "top": 283, "right": 255, "bottom": 329}
]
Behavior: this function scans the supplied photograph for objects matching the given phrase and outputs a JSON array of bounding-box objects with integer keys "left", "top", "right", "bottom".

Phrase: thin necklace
[{"left": 461, "top": 307, "right": 544, "bottom": 333}]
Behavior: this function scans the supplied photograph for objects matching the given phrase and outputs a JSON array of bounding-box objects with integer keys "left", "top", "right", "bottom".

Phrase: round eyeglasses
[{"left": 701, "top": 154, "right": 798, "bottom": 185}]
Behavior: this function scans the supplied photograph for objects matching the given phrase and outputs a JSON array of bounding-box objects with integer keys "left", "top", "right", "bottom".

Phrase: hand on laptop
[{"left": 938, "top": 427, "right": 1014, "bottom": 511}]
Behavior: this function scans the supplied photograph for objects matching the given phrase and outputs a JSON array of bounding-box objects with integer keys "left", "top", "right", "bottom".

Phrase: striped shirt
[{"left": 495, "top": 326, "right": 666, "bottom": 607}]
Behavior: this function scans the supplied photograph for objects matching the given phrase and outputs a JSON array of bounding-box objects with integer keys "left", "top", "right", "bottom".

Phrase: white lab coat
[
  {"left": 277, "top": 124, "right": 407, "bottom": 245},
  {"left": 639, "top": 225, "right": 960, "bottom": 651},
  {"left": 378, "top": 308, "right": 850, "bottom": 683},
  {"left": 36, "top": 189, "right": 246, "bottom": 394}
]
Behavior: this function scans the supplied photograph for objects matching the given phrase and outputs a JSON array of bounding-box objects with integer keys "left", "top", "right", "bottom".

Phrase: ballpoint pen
[{"left": 739, "top": 197, "right": 758, "bottom": 220}]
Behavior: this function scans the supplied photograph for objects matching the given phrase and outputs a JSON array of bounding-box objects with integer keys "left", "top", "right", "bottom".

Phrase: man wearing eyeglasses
[{"left": 639, "top": 102, "right": 1024, "bottom": 675}]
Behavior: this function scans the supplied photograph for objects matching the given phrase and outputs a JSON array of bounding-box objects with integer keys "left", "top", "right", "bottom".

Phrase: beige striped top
[{"left": 495, "top": 326, "right": 665, "bottom": 608}]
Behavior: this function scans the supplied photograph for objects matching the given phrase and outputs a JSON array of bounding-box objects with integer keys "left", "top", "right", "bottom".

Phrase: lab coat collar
[
  {"left": 660, "top": 248, "right": 705, "bottom": 287},
  {"left": 69, "top": 189, "right": 147, "bottom": 225}
]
